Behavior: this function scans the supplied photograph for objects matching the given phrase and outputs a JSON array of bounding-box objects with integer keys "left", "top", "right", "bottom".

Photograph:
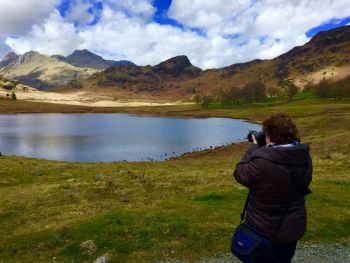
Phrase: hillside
[
  {"left": 63, "top": 25, "right": 350, "bottom": 100},
  {"left": 0, "top": 74, "right": 36, "bottom": 93},
  {"left": 0, "top": 51, "right": 98, "bottom": 90},
  {"left": 185, "top": 25, "right": 350, "bottom": 97},
  {"left": 0, "top": 50, "right": 136, "bottom": 90}
]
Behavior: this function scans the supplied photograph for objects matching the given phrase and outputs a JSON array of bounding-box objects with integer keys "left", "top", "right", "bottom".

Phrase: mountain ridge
[
  {"left": 57, "top": 49, "right": 135, "bottom": 69},
  {"left": 1, "top": 25, "right": 350, "bottom": 98},
  {"left": 0, "top": 49, "right": 136, "bottom": 90},
  {"left": 62, "top": 25, "right": 350, "bottom": 100}
]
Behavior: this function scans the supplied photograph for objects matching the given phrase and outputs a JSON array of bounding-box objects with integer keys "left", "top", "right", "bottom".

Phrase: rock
[
  {"left": 94, "top": 253, "right": 109, "bottom": 263},
  {"left": 95, "top": 173, "right": 106, "bottom": 179},
  {"left": 119, "top": 170, "right": 131, "bottom": 175},
  {"left": 34, "top": 170, "right": 44, "bottom": 176},
  {"left": 66, "top": 178, "right": 76, "bottom": 183},
  {"left": 80, "top": 240, "right": 97, "bottom": 254}
]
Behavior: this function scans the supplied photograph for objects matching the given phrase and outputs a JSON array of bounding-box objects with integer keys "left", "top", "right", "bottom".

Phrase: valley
[{"left": 0, "top": 25, "right": 349, "bottom": 263}]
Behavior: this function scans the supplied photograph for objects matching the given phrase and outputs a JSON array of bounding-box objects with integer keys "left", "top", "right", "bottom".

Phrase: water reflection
[{"left": 0, "top": 114, "right": 260, "bottom": 162}]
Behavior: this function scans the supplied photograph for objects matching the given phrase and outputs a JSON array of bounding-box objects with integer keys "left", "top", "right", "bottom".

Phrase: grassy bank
[{"left": 0, "top": 98, "right": 349, "bottom": 262}]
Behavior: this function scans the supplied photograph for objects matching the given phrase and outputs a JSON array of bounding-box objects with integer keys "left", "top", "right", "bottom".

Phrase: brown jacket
[{"left": 233, "top": 143, "right": 312, "bottom": 243}]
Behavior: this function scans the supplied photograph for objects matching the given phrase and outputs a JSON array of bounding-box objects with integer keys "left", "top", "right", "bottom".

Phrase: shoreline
[{"left": 0, "top": 98, "right": 263, "bottom": 123}]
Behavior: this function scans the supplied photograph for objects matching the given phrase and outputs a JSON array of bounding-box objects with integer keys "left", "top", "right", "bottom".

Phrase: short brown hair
[{"left": 262, "top": 113, "right": 299, "bottom": 144}]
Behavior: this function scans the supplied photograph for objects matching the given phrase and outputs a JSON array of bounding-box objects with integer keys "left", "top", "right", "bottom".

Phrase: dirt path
[{"left": 158, "top": 241, "right": 350, "bottom": 263}]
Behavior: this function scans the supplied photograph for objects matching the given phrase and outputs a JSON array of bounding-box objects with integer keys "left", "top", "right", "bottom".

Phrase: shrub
[{"left": 11, "top": 91, "right": 17, "bottom": 100}]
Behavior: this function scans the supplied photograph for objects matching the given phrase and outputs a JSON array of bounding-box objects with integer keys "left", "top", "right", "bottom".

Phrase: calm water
[{"left": 0, "top": 114, "right": 260, "bottom": 162}]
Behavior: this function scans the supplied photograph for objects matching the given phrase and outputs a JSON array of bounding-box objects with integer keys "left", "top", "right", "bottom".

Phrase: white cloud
[
  {"left": 6, "top": 11, "right": 79, "bottom": 56},
  {"left": 2, "top": 0, "right": 350, "bottom": 69},
  {"left": 104, "top": 0, "right": 156, "bottom": 21},
  {"left": 168, "top": 0, "right": 350, "bottom": 64},
  {"left": 66, "top": 1, "right": 96, "bottom": 26},
  {"left": 0, "top": 0, "right": 60, "bottom": 35},
  {"left": 0, "top": 36, "right": 11, "bottom": 59}
]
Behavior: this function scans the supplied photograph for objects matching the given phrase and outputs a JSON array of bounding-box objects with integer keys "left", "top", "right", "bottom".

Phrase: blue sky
[
  {"left": 56, "top": 0, "right": 350, "bottom": 37},
  {"left": 306, "top": 16, "right": 350, "bottom": 37},
  {"left": 1, "top": 0, "right": 350, "bottom": 68}
]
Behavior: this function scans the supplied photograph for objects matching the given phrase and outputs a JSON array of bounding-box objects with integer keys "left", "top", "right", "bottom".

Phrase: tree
[
  {"left": 281, "top": 79, "right": 298, "bottom": 100},
  {"left": 243, "top": 81, "right": 267, "bottom": 101},
  {"left": 220, "top": 87, "right": 242, "bottom": 104},
  {"left": 11, "top": 91, "right": 17, "bottom": 100},
  {"left": 193, "top": 94, "right": 201, "bottom": 104},
  {"left": 316, "top": 78, "right": 332, "bottom": 98},
  {"left": 303, "top": 82, "right": 314, "bottom": 92},
  {"left": 340, "top": 75, "right": 350, "bottom": 98},
  {"left": 202, "top": 96, "right": 212, "bottom": 109}
]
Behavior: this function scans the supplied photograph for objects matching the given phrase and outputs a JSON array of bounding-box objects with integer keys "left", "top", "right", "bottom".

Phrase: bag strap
[{"left": 240, "top": 193, "right": 250, "bottom": 223}]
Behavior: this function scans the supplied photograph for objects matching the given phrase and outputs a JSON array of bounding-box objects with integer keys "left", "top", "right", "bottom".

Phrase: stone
[
  {"left": 119, "top": 170, "right": 131, "bottom": 175},
  {"left": 94, "top": 253, "right": 109, "bottom": 263},
  {"left": 80, "top": 240, "right": 97, "bottom": 254},
  {"left": 66, "top": 178, "right": 76, "bottom": 183},
  {"left": 34, "top": 170, "right": 44, "bottom": 176},
  {"left": 95, "top": 173, "right": 106, "bottom": 179}
]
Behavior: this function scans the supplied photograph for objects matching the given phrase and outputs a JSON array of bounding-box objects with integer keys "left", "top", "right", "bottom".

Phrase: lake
[{"left": 0, "top": 114, "right": 260, "bottom": 162}]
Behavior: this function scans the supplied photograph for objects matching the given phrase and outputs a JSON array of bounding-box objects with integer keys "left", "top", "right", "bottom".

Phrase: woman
[{"left": 233, "top": 112, "right": 312, "bottom": 263}]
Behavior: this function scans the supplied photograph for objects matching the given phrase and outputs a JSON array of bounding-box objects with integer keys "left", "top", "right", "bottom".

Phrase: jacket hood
[{"left": 251, "top": 143, "right": 310, "bottom": 166}]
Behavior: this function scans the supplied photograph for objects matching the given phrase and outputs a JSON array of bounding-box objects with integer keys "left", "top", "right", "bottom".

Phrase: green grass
[
  {"left": 0, "top": 98, "right": 349, "bottom": 262},
  {"left": 207, "top": 91, "right": 318, "bottom": 109}
]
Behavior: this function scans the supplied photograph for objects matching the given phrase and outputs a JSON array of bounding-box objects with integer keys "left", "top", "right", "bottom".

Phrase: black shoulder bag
[{"left": 230, "top": 166, "right": 311, "bottom": 261}]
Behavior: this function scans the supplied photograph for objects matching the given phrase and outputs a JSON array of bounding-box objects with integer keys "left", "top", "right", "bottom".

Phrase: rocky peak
[
  {"left": 16, "top": 51, "right": 41, "bottom": 65},
  {"left": 65, "top": 49, "right": 136, "bottom": 69},
  {"left": 156, "top": 55, "right": 192, "bottom": 68},
  {"left": 0, "top": 52, "right": 19, "bottom": 68},
  {"left": 66, "top": 49, "right": 112, "bottom": 69},
  {"left": 69, "top": 49, "right": 98, "bottom": 58},
  {"left": 153, "top": 55, "right": 201, "bottom": 77}
]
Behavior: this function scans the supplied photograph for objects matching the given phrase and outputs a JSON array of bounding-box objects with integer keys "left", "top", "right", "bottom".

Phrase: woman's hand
[{"left": 252, "top": 135, "right": 258, "bottom": 144}]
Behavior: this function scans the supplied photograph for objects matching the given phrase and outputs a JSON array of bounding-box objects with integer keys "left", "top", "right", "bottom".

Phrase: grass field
[{"left": 0, "top": 97, "right": 349, "bottom": 262}]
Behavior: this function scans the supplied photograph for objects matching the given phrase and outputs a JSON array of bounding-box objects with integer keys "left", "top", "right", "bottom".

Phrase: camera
[{"left": 247, "top": 130, "right": 266, "bottom": 146}]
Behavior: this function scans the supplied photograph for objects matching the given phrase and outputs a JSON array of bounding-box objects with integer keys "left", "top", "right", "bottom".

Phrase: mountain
[
  {"left": 0, "top": 52, "right": 19, "bottom": 68},
  {"left": 2, "top": 25, "right": 349, "bottom": 98},
  {"left": 62, "top": 25, "right": 350, "bottom": 99},
  {"left": 64, "top": 55, "right": 202, "bottom": 98},
  {"left": 56, "top": 49, "right": 135, "bottom": 70},
  {"left": 0, "top": 51, "right": 98, "bottom": 90},
  {"left": 0, "top": 49, "right": 136, "bottom": 90}
]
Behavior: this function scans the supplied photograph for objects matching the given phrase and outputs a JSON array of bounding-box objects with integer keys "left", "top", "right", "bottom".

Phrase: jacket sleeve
[
  {"left": 233, "top": 144, "right": 264, "bottom": 188},
  {"left": 305, "top": 155, "right": 313, "bottom": 186}
]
